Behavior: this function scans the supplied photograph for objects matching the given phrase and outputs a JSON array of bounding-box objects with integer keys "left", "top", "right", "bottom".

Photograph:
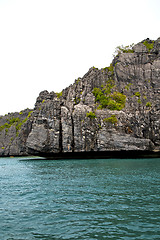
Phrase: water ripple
[{"left": 0, "top": 157, "right": 160, "bottom": 240}]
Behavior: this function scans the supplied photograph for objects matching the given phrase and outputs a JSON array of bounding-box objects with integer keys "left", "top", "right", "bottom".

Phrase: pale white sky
[{"left": 0, "top": 0, "right": 160, "bottom": 115}]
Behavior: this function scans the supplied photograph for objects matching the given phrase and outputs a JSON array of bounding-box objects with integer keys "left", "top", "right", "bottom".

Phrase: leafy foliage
[
  {"left": 146, "top": 102, "right": 152, "bottom": 108},
  {"left": 103, "top": 64, "right": 114, "bottom": 76},
  {"left": 143, "top": 95, "right": 147, "bottom": 100},
  {"left": 134, "top": 92, "right": 141, "bottom": 97},
  {"left": 93, "top": 84, "right": 126, "bottom": 111},
  {"left": 75, "top": 78, "right": 81, "bottom": 84},
  {"left": 27, "top": 111, "right": 33, "bottom": 118},
  {"left": 0, "top": 118, "right": 20, "bottom": 131},
  {"left": 125, "top": 83, "right": 132, "bottom": 90},
  {"left": 86, "top": 112, "right": 96, "bottom": 119},
  {"left": 143, "top": 40, "right": 154, "bottom": 52},
  {"left": 15, "top": 118, "right": 28, "bottom": 133},
  {"left": 137, "top": 98, "right": 142, "bottom": 104},
  {"left": 103, "top": 115, "right": 118, "bottom": 125},
  {"left": 92, "top": 66, "right": 98, "bottom": 70},
  {"left": 56, "top": 92, "right": 62, "bottom": 98},
  {"left": 0, "top": 111, "right": 33, "bottom": 135},
  {"left": 114, "top": 44, "right": 134, "bottom": 56}
]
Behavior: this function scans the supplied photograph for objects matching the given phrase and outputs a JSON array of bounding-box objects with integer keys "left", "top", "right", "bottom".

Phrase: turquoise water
[{"left": 0, "top": 157, "right": 160, "bottom": 240}]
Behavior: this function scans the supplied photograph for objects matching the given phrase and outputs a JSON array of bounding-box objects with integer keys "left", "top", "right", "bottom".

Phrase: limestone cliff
[
  {"left": 0, "top": 109, "right": 33, "bottom": 156},
  {"left": 0, "top": 38, "right": 160, "bottom": 157}
]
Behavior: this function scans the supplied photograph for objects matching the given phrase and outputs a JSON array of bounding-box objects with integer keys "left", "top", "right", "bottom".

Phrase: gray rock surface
[
  {"left": 0, "top": 109, "right": 33, "bottom": 156},
  {"left": 0, "top": 38, "right": 160, "bottom": 157}
]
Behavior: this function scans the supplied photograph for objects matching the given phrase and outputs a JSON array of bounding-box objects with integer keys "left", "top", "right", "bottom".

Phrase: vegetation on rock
[
  {"left": 103, "top": 115, "right": 118, "bottom": 125},
  {"left": 146, "top": 102, "right": 152, "bottom": 108},
  {"left": 76, "top": 78, "right": 81, "bottom": 84},
  {"left": 0, "top": 118, "right": 20, "bottom": 132},
  {"left": 134, "top": 92, "right": 141, "bottom": 97},
  {"left": 93, "top": 66, "right": 98, "bottom": 70},
  {"left": 93, "top": 83, "right": 126, "bottom": 111},
  {"left": 74, "top": 97, "right": 81, "bottom": 105},
  {"left": 103, "top": 64, "right": 114, "bottom": 75},
  {"left": 143, "top": 40, "right": 154, "bottom": 52},
  {"left": 1, "top": 37, "right": 160, "bottom": 156},
  {"left": 56, "top": 92, "right": 62, "bottom": 98},
  {"left": 0, "top": 111, "right": 33, "bottom": 135},
  {"left": 125, "top": 83, "right": 133, "bottom": 91},
  {"left": 86, "top": 112, "right": 96, "bottom": 119},
  {"left": 114, "top": 44, "right": 134, "bottom": 56}
]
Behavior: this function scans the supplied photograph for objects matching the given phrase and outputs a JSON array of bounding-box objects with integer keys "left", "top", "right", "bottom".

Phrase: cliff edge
[{"left": 0, "top": 38, "right": 160, "bottom": 157}]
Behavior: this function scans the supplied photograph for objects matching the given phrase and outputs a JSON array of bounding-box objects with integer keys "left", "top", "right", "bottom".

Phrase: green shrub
[
  {"left": 93, "top": 66, "right": 98, "bottom": 70},
  {"left": 9, "top": 118, "right": 20, "bottom": 125},
  {"left": 146, "top": 102, "right": 152, "bottom": 108},
  {"left": 0, "top": 125, "right": 5, "bottom": 131},
  {"left": 111, "top": 92, "right": 126, "bottom": 107},
  {"left": 125, "top": 83, "right": 132, "bottom": 90},
  {"left": 0, "top": 112, "right": 32, "bottom": 134},
  {"left": 107, "top": 99, "right": 122, "bottom": 111},
  {"left": 97, "top": 105, "right": 103, "bottom": 110},
  {"left": 93, "top": 86, "right": 126, "bottom": 111},
  {"left": 103, "top": 64, "right": 114, "bottom": 75},
  {"left": 143, "top": 40, "right": 154, "bottom": 52},
  {"left": 104, "top": 83, "right": 114, "bottom": 94},
  {"left": 0, "top": 118, "right": 21, "bottom": 132},
  {"left": 4, "top": 123, "right": 10, "bottom": 128},
  {"left": 76, "top": 78, "right": 81, "bottom": 84},
  {"left": 92, "top": 88, "right": 103, "bottom": 101},
  {"left": 103, "top": 115, "right": 118, "bottom": 125},
  {"left": 86, "top": 112, "right": 96, "bottom": 119},
  {"left": 27, "top": 111, "right": 33, "bottom": 118},
  {"left": 134, "top": 92, "right": 141, "bottom": 97},
  {"left": 16, "top": 117, "right": 28, "bottom": 132},
  {"left": 114, "top": 44, "right": 134, "bottom": 55},
  {"left": 56, "top": 91, "right": 62, "bottom": 98},
  {"left": 107, "top": 63, "right": 114, "bottom": 73},
  {"left": 93, "top": 81, "right": 114, "bottom": 101}
]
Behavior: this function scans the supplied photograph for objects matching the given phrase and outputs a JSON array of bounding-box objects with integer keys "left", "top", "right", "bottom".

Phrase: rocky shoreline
[
  {"left": 33, "top": 150, "right": 160, "bottom": 159},
  {"left": 0, "top": 38, "right": 160, "bottom": 158},
  {"left": 1, "top": 150, "right": 160, "bottom": 159}
]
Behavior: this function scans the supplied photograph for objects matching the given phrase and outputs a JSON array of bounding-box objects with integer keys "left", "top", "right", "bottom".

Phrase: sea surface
[{"left": 0, "top": 157, "right": 160, "bottom": 240}]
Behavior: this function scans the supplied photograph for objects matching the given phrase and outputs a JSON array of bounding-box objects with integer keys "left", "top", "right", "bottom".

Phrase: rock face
[
  {"left": 0, "top": 109, "right": 33, "bottom": 156},
  {"left": 0, "top": 38, "right": 160, "bottom": 157}
]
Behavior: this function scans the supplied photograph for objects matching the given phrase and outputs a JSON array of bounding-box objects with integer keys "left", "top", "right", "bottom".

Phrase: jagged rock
[
  {"left": 0, "top": 109, "right": 33, "bottom": 156},
  {"left": 0, "top": 37, "right": 160, "bottom": 157}
]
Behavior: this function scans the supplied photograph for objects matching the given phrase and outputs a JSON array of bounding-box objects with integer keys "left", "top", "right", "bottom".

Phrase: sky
[{"left": 0, "top": 0, "right": 160, "bottom": 115}]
